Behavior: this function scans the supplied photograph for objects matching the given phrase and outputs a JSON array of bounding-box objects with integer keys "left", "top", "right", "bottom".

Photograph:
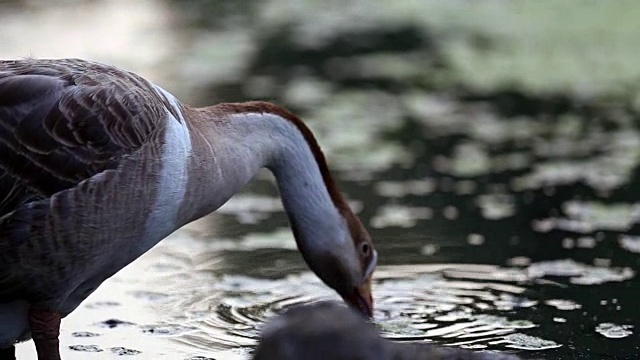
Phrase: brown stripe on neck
[{"left": 214, "top": 101, "right": 352, "bottom": 215}]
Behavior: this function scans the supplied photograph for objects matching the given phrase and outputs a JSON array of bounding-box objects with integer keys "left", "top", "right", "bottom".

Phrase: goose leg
[
  {"left": 0, "top": 346, "right": 15, "bottom": 360},
  {"left": 28, "top": 307, "right": 61, "bottom": 360}
]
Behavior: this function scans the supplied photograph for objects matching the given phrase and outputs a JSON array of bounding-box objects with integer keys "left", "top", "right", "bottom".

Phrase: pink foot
[{"left": 28, "top": 307, "right": 61, "bottom": 360}]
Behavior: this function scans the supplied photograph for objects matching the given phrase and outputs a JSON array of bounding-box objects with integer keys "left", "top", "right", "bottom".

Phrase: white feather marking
[
  {"left": 153, "top": 84, "right": 186, "bottom": 123},
  {"left": 141, "top": 90, "right": 191, "bottom": 249}
]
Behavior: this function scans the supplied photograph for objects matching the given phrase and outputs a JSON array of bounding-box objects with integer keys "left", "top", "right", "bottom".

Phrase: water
[{"left": 5, "top": 1, "right": 640, "bottom": 359}]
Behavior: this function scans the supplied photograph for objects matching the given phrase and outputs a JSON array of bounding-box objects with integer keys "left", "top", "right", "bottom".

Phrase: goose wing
[
  {"left": 0, "top": 58, "right": 170, "bottom": 215},
  {"left": 0, "top": 59, "right": 179, "bottom": 302}
]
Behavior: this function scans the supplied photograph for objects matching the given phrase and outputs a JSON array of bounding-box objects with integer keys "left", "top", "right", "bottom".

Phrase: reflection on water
[
  {"left": 5, "top": 0, "right": 640, "bottom": 359},
  {"left": 16, "top": 223, "right": 635, "bottom": 358}
]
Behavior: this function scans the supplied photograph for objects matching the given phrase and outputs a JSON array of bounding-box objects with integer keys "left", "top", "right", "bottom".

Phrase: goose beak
[
  {"left": 343, "top": 249, "right": 377, "bottom": 318},
  {"left": 343, "top": 276, "right": 373, "bottom": 318}
]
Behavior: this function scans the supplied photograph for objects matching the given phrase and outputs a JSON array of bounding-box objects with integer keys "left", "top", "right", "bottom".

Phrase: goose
[{"left": 0, "top": 58, "right": 377, "bottom": 360}]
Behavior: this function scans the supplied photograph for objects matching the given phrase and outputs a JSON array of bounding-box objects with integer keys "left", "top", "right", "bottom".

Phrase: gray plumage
[{"left": 0, "top": 58, "right": 175, "bottom": 328}]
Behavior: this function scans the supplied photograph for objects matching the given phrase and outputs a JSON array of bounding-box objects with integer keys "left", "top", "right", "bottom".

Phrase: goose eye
[{"left": 360, "top": 242, "right": 370, "bottom": 256}]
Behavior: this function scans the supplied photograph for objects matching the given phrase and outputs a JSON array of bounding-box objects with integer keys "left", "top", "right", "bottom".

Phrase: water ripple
[
  {"left": 170, "top": 264, "right": 551, "bottom": 353},
  {"left": 38, "top": 236, "right": 636, "bottom": 359}
]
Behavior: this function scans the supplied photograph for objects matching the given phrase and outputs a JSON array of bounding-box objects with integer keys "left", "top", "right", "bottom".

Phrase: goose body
[{"left": 0, "top": 58, "right": 376, "bottom": 360}]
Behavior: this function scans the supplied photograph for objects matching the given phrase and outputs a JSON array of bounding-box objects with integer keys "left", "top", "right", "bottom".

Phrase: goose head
[{"left": 293, "top": 210, "right": 377, "bottom": 318}]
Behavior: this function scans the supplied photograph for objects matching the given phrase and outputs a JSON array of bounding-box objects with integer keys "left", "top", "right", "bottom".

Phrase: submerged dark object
[{"left": 253, "top": 302, "right": 526, "bottom": 360}]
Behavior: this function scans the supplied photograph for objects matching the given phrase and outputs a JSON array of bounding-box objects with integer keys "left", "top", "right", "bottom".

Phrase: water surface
[{"left": 6, "top": 1, "right": 640, "bottom": 359}]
